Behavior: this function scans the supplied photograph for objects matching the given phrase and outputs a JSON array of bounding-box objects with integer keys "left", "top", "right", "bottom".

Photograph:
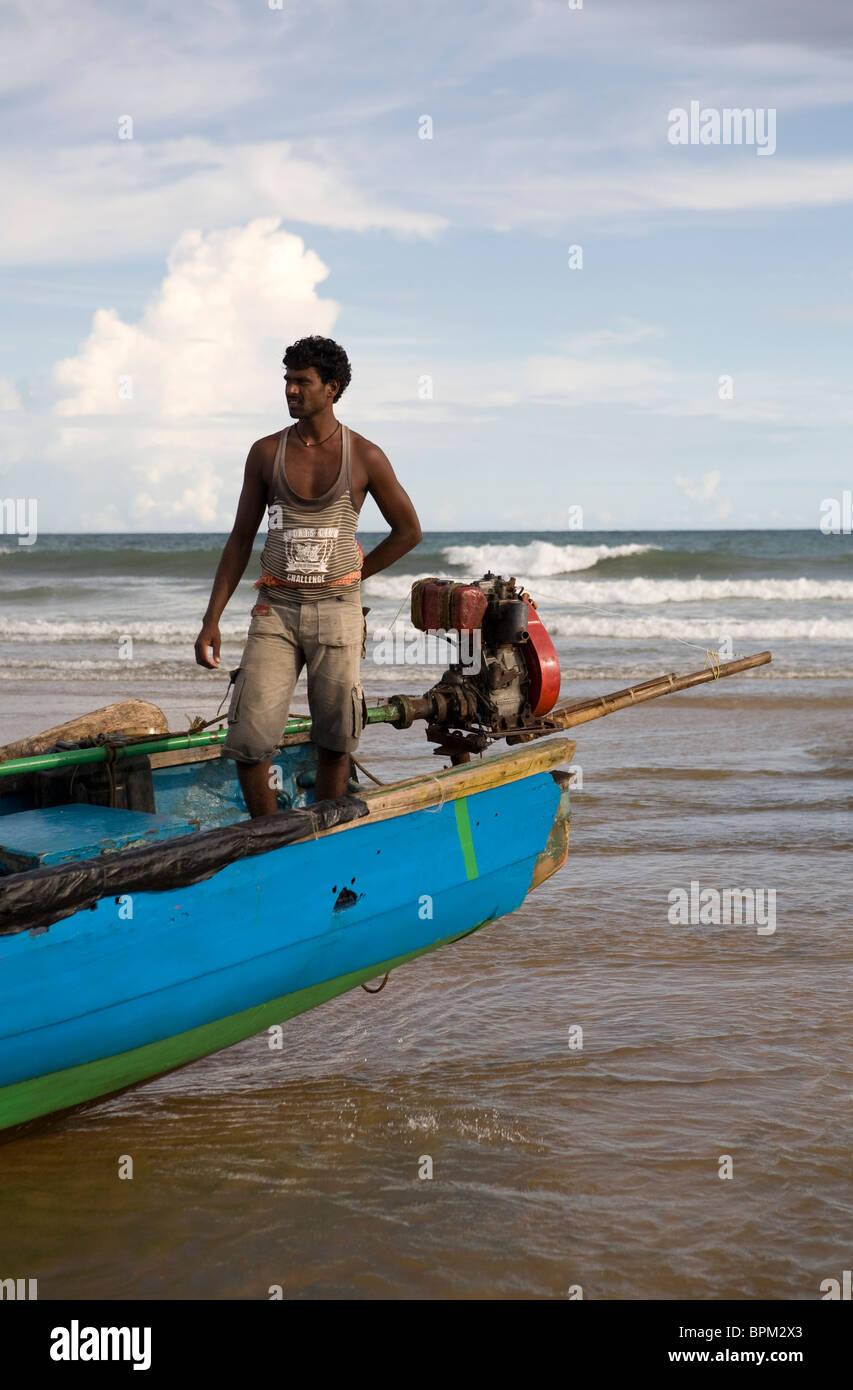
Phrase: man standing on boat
[{"left": 195, "top": 336, "right": 422, "bottom": 817}]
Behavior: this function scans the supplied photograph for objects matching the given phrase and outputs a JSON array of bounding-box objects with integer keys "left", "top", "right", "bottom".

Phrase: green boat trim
[
  {"left": 0, "top": 921, "right": 490, "bottom": 1135},
  {"left": 0, "top": 700, "right": 408, "bottom": 779}
]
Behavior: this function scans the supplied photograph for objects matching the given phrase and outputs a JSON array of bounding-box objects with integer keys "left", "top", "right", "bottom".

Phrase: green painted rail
[{"left": 0, "top": 701, "right": 406, "bottom": 777}]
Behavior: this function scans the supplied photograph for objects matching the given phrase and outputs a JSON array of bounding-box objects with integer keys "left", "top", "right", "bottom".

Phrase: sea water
[{"left": 0, "top": 530, "right": 850, "bottom": 1299}]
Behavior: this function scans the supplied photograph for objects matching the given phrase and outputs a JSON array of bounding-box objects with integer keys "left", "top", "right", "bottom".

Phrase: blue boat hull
[{"left": 0, "top": 747, "right": 571, "bottom": 1132}]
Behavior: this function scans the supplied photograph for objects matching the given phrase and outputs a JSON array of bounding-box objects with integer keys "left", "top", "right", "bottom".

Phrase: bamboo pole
[
  {"left": 539, "top": 650, "right": 772, "bottom": 733},
  {"left": 0, "top": 651, "right": 771, "bottom": 778}
]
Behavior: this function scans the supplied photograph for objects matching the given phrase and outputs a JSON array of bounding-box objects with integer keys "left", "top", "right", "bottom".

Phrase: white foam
[
  {"left": 527, "top": 577, "right": 853, "bottom": 604},
  {"left": 362, "top": 572, "right": 455, "bottom": 601},
  {"left": 0, "top": 618, "right": 249, "bottom": 642},
  {"left": 441, "top": 540, "right": 658, "bottom": 576},
  {"left": 363, "top": 573, "right": 853, "bottom": 606},
  {"left": 545, "top": 614, "right": 853, "bottom": 641}
]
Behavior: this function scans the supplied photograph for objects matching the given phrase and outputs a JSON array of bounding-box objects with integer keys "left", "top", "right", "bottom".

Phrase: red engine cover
[
  {"left": 521, "top": 596, "right": 561, "bottom": 715},
  {"left": 411, "top": 579, "right": 488, "bottom": 632}
]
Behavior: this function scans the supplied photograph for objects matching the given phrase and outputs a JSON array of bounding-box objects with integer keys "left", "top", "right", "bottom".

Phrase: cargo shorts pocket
[
  {"left": 248, "top": 609, "right": 285, "bottom": 638},
  {"left": 351, "top": 682, "right": 367, "bottom": 740},
  {"left": 318, "top": 600, "right": 358, "bottom": 647},
  {"left": 227, "top": 667, "right": 246, "bottom": 724}
]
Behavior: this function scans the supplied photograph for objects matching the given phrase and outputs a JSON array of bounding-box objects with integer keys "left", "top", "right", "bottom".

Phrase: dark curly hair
[{"left": 282, "top": 336, "right": 352, "bottom": 402}]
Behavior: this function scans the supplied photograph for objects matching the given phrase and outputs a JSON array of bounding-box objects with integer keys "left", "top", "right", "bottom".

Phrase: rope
[
  {"left": 361, "top": 972, "right": 390, "bottom": 994},
  {"left": 174, "top": 675, "right": 234, "bottom": 738},
  {"left": 103, "top": 741, "right": 119, "bottom": 807},
  {"left": 376, "top": 589, "right": 464, "bottom": 661},
  {"left": 350, "top": 755, "right": 385, "bottom": 786},
  {"left": 543, "top": 595, "right": 738, "bottom": 674},
  {"left": 384, "top": 590, "right": 411, "bottom": 631},
  {"left": 424, "top": 774, "right": 448, "bottom": 814}
]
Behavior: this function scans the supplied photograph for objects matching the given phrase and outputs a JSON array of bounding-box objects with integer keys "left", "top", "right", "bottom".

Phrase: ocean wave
[
  {"left": 0, "top": 546, "right": 233, "bottom": 577},
  {"left": 544, "top": 614, "right": 853, "bottom": 641},
  {"left": 0, "top": 618, "right": 250, "bottom": 642},
  {"left": 0, "top": 667, "right": 233, "bottom": 684},
  {"left": 441, "top": 540, "right": 658, "bottom": 575},
  {"left": 1, "top": 612, "right": 851, "bottom": 645},
  {"left": 370, "top": 612, "right": 853, "bottom": 641},
  {"left": 362, "top": 572, "right": 853, "bottom": 605},
  {"left": 527, "top": 576, "right": 853, "bottom": 604},
  {"left": 0, "top": 662, "right": 851, "bottom": 685}
]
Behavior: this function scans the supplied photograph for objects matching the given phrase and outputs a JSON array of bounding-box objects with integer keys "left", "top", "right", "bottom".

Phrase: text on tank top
[{"left": 259, "top": 424, "right": 361, "bottom": 595}]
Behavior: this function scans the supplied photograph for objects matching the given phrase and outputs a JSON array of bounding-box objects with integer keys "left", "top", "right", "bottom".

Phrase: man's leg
[
  {"left": 236, "top": 760, "right": 279, "bottom": 818},
  {"left": 306, "top": 592, "right": 366, "bottom": 802},
  {"left": 221, "top": 604, "right": 304, "bottom": 818},
  {"left": 315, "top": 745, "right": 352, "bottom": 801}
]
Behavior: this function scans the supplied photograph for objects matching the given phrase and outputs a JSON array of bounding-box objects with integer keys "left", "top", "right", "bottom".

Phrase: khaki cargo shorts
[{"left": 221, "top": 584, "right": 368, "bottom": 763}]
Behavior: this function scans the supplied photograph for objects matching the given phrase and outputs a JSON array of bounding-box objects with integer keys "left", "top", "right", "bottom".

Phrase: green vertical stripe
[{"left": 454, "top": 797, "right": 479, "bottom": 880}]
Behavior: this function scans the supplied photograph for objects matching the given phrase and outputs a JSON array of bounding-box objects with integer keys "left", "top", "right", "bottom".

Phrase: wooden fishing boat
[{"left": 0, "top": 573, "right": 770, "bottom": 1135}]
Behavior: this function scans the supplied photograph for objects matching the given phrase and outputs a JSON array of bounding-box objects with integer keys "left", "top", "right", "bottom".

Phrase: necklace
[{"left": 294, "top": 421, "right": 341, "bottom": 448}]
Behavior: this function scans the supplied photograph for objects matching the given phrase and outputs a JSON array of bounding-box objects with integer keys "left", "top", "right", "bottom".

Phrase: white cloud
[
  {"left": 9, "top": 209, "right": 851, "bottom": 532},
  {"left": 673, "top": 470, "right": 733, "bottom": 521},
  {"left": 43, "top": 219, "right": 343, "bottom": 528},
  {"left": 555, "top": 324, "right": 665, "bottom": 352},
  {"left": 521, "top": 353, "right": 677, "bottom": 406},
  {"left": 674, "top": 470, "right": 723, "bottom": 503},
  {"left": 0, "top": 378, "right": 21, "bottom": 410},
  {"left": 432, "top": 157, "right": 853, "bottom": 235},
  {"left": 55, "top": 219, "right": 338, "bottom": 418},
  {"left": 333, "top": 348, "right": 853, "bottom": 432},
  {"left": 0, "top": 138, "right": 446, "bottom": 266}
]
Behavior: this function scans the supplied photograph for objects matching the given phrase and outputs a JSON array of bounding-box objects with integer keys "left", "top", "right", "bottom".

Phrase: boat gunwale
[
  {"left": 292, "top": 735, "right": 576, "bottom": 839},
  {"left": 0, "top": 738, "right": 575, "bottom": 940}
]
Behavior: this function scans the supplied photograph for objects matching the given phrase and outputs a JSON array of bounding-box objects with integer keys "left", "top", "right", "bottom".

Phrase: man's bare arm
[
  {"left": 360, "top": 445, "right": 422, "bottom": 582},
  {"left": 194, "top": 444, "right": 267, "bottom": 669}
]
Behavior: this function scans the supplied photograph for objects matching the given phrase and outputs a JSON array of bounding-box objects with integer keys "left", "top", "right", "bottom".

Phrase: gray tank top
[{"left": 259, "top": 424, "right": 361, "bottom": 598}]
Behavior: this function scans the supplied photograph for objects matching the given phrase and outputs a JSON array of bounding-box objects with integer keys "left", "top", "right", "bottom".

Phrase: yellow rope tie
[
  {"left": 703, "top": 649, "right": 722, "bottom": 679},
  {"left": 424, "top": 775, "right": 448, "bottom": 814}
]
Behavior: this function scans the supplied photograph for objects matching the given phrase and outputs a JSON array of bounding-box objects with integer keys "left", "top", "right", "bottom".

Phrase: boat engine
[{"left": 388, "top": 573, "right": 562, "bottom": 760}]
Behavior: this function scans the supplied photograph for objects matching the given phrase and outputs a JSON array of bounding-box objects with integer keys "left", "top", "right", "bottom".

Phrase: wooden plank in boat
[
  {"left": 303, "top": 736, "right": 576, "bottom": 839},
  {"left": 0, "top": 701, "right": 168, "bottom": 761}
]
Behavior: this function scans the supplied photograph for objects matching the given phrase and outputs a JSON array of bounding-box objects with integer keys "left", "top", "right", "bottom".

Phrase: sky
[{"left": 0, "top": 0, "right": 851, "bottom": 532}]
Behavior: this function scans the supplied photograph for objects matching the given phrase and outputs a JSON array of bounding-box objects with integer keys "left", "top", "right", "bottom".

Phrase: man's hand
[
  {"left": 194, "top": 439, "right": 267, "bottom": 670},
  {"left": 195, "top": 621, "right": 221, "bottom": 669}
]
